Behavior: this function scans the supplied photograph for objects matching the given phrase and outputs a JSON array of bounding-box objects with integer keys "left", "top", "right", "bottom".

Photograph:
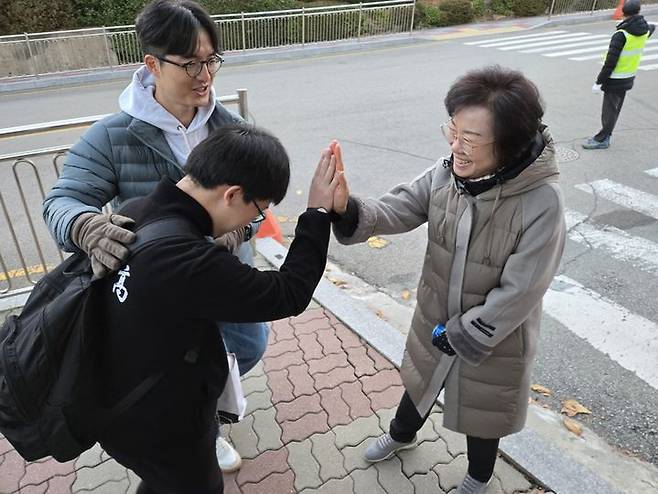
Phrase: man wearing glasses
[{"left": 43, "top": 0, "right": 264, "bottom": 472}]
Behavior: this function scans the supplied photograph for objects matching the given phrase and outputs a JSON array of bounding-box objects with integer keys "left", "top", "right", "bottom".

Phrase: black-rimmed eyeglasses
[
  {"left": 156, "top": 54, "right": 224, "bottom": 78},
  {"left": 252, "top": 201, "right": 267, "bottom": 223}
]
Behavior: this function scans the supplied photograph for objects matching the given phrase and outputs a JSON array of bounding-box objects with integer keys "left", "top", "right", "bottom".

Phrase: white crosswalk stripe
[
  {"left": 575, "top": 179, "right": 658, "bottom": 220},
  {"left": 544, "top": 276, "right": 658, "bottom": 390},
  {"left": 464, "top": 30, "right": 568, "bottom": 45},
  {"left": 565, "top": 209, "right": 658, "bottom": 275},
  {"left": 645, "top": 168, "right": 658, "bottom": 178},
  {"left": 465, "top": 30, "right": 658, "bottom": 70}
]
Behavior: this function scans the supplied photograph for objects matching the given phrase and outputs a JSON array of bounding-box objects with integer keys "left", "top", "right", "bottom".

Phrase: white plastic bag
[{"left": 216, "top": 353, "right": 247, "bottom": 423}]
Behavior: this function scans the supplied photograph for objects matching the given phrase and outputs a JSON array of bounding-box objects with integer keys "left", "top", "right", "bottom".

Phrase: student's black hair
[
  {"left": 186, "top": 124, "right": 290, "bottom": 205},
  {"left": 135, "top": 0, "right": 220, "bottom": 58},
  {"left": 444, "top": 65, "right": 544, "bottom": 168}
]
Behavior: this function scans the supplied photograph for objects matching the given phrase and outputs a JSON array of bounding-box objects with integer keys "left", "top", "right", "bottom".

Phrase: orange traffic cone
[
  {"left": 613, "top": 0, "right": 624, "bottom": 20},
  {"left": 255, "top": 210, "right": 284, "bottom": 244}
]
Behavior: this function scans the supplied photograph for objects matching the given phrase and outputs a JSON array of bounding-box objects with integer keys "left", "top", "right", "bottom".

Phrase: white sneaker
[
  {"left": 216, "top": 436, "right": 242, "bottom": 472},
  {"left": 364, "top": 433, "right": 417, "bottom": 462}
]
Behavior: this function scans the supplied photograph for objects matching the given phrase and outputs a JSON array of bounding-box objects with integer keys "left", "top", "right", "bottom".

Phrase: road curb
[{"left": 256, "top": 236, "right": 624, "bottom": 494}]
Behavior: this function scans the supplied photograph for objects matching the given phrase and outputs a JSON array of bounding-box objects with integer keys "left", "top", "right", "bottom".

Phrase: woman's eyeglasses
[{"left": 440, "top": 120, "right": 494, "bottom": 156}]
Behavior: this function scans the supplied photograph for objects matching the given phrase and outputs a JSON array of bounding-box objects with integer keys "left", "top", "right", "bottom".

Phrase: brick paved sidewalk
[{"left": 0, "top": 300, "right": 545, "bottom": 494}]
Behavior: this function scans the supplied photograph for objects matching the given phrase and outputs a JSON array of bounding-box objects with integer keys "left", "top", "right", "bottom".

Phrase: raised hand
[
  {"left": 329, "top": 140, "right": 349, "bottom": 215},
  {"left": 308, "top": 148, "right": 339, "bottom": 211}
]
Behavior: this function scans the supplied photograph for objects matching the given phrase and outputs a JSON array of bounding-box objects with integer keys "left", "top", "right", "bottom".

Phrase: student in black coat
[{"left": 95, "top": 123, "right": 347, "bottom": 494}]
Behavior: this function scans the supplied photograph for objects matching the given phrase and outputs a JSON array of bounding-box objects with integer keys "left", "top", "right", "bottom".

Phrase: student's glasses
[
  {"left": 252, "top": 201, "right": 267, "bottom": 223},
  {"left": 156, "top": 54, "right": 224, "bottom": 78}
]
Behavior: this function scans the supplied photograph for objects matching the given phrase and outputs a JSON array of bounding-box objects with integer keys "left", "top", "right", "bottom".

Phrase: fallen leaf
[
  {"left": 375, "top": 310, "right": 387, "bottom": 320},
  {"left": 296, "top": 190, "right": 303, "bottom": 195},
  {"left": 561, "top": 399, "right": 591, "bottom": 417},
  {"left": 401, "top": 290, "right": 411, "bottom": 301},
  {"left": 277, "top": 215, "right": 289, "bottom": 223},
  {"left": 367, "top": 236, "right": 390, "bottom": 249},
  {"left": 530, "top": 384, "right": 552, "bottom": 396},
  {"left": 562, "top": 417, "right": 582, "bottom": 436},
  {"left": 328, "top": 277, "right": 347, "bottom": 287}
]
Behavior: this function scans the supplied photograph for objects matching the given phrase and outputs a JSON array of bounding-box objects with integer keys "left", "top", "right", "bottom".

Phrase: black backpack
[{"left": 0, "top": 217, "right": 196, "bottom": 462}]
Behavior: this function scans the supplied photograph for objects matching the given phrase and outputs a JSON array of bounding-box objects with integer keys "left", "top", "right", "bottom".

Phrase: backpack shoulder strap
[{"left": 129, "top": 217, "right": 201, "bottom": 258}]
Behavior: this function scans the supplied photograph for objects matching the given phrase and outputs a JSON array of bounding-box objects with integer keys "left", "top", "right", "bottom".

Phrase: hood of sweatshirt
[
  {"left": 617, "top": 14, "right": 652, "bottom": 36},
  {"left": 119, "top": 66, "right": 216, "bottom": 165}
]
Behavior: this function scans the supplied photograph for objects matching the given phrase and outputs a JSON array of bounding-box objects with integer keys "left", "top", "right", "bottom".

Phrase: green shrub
[
  {"left": 72, "top": 0, "right": 148, "bottom": 28},
  {"left": 509, "top": 0, "right": 550, "bottom": 17},
  {"left": 489, "top": 0, "right": 514, "bottom": 16},
  {"left": 437, "top": 0, "right": 474, "bottom": 26},
  {"left": 415, "top": 3, "right": 443, "bottom": 28},
  {"left": 0, "top": 0, "right": 76, "bottom": 35}
]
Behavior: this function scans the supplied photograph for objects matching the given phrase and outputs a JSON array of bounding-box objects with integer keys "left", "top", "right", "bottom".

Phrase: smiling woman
[{"left": 329, "top": 65, "right": 566, "bottom": 494}]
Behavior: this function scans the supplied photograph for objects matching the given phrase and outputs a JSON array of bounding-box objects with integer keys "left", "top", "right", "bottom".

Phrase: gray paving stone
[
  {"left": 374, "top": 407, "right": 396, "bottom": 432},
  {"left": 307, "top": 300, "right": 321, "bottom": 310},
  {"left": 341, "top": 437, "right": 374, "bottom": 473},
  {"left": 252, "top": 406, "right": 283, "bottom": 452},
  {"left": 493, "top": 458, "right": 532, "bottom": 493},
  {"left": 298, "top": 475, "right": 354, "bottom": 494},
  {"left": 228, "top": 414, "right": 260, "bottom": 459},
  {"left": 373, "top": 455, "right": 414, "bottom": 494},
  {"left": 310, "top": 431, "right": 347, "bottom": 482},
  {"left": 409, "top": 471, "right": 447, "bottom": 493},
  {"left": 433, "top": 454, "right": 468, "bottom": 493},
  {"left": 486, "top": 476, "right": 506, "bottom": 494},
  {"left": 334, "top": 414, "right": 383, "bottom": 449},
  {"left": 431, "top": 413, "right": 467, "bottom": 457},
  {"left": 72, "top": 458, "right": 128, "bottom": 491},
  {"left": 245, "top": 388, "right": 274, "bottom": 416},
  {"left": 100, "top": 449, "right": 112, "bottom": 462},
  {"left": 125, "top": 469, "right": 141, "bottom": 494},
  {"left": 243, "top": 360, "right": 265, "bottom": 379},
  {"left": 80, "top": 478, "right": 130, "bottom": 493},
  {"left": 287, "top": 440, "right": 322, "bottom": 491},
  {"left": 242, "top": 372, "right": 269, "bottom": 396},
  {"left": 398, "top": 438, "right": 452, "bottom": 476},
  {"left": 351, "top": 466, "right": 387, "bottom": 493},
  {"left": 74, "top": 443, "right": 104, "bottom": 469},
  {"left": 417, "top": 413, "right": 440, "bottom": 444}
]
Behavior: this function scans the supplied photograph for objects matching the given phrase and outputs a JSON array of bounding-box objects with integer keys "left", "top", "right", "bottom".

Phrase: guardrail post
[
  {"left": 302, "top": 7, "right": 306, "bottom": 47},
  {"left": 237, "top": 89, "right": 249, "bottom": 120},
  {"left": 410, "top": 0, "right": 416, "bottom": 34},
  {"left": 358, "top": 3, "right": 363, "bottom": 39},
  {"left": 24, "top": 33, "right": 38, "bottom": 77},
  {"left": 548, "top": 0, "right": 556, "bottom": 19},
  {"left": 241, "top": 12, "right": 247, "bottom": 52},
  {"left": 102, "top": 27, "right": 114, "bottom": 68},
  {"left": 591, "top": 0, "right": 598, "bottom": 14}
]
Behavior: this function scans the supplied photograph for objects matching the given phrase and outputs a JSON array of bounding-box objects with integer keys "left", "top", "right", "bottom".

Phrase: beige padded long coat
[{"left": 334, "top": 129, "right": 566, "bottom": 439}]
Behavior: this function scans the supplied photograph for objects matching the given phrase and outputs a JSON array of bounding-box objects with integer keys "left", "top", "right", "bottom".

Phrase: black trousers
[
  {"left": 390, "top": 391, "right": 499, "bottom": 483},
  {"left": 594, "top": 90, "right": 627, "bottom": 142}
]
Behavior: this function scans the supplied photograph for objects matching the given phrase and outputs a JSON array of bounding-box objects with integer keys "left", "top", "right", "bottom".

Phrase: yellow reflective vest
[{"left": 610, "top": 30, "right": 650, "bottom": 79}]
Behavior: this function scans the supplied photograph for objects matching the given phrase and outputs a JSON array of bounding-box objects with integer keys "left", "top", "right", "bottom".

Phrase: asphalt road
[{"left": 1, "top": 18, "right": 657, "bottom": 465}]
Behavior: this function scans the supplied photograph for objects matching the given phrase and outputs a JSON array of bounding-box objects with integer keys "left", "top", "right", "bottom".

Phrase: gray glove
[{"left": 71, "top": 212, "right": 136, "bottom": 278}]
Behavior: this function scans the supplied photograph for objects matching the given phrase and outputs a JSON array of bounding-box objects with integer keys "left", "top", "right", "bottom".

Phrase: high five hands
[{"left": 307, "top": 141, "right": 349, "bottom": 214}]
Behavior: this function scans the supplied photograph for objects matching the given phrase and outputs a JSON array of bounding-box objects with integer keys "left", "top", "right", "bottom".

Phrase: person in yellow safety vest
[{"left": 583, "top": 0, "right": 655, "bottom": 149}]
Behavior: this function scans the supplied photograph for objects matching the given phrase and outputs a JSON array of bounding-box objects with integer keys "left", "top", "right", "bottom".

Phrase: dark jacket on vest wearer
[
  {"left": 597, "top": 14, "right": 655, "bottom": 91},
  {"left": 96, "top": 178, "right": 329, "bottom": 448}
]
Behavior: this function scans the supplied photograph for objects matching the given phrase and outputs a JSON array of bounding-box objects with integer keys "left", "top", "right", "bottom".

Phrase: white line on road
[
  {"left": 464, "top": 30, "right": 567, "bottom": 45},
  {"left": 483, "top": 32, "right": 590, "bottom": 49},
  {"left": 544, "top": 275, "right": 658, "bottom": 390},
  {"left": 499, "top": 34, "right": 607, "bottom": 51},
  {"left": 520, "top": 37, "right": 609, "bottom": 53},
  {"left": 565, "top": 209, "right": 658, "bottom": 275},
  {"left": 645, "top": 168, "right": 658, "bottom": 178},
  {"left": 639, "top": 63, "right": 658, "bottom": 70},
  {"left": 575, "top": 179, "right": 658, "bottom": 220}
]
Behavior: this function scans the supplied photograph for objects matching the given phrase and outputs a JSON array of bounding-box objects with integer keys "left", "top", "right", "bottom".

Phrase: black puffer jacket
[{"left": 597, "top": 14, "right": 655, "bottom": 91}]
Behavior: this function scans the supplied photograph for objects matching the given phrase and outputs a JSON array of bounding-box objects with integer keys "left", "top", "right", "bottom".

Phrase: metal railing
[
  {"left": 0, "top": 1, "right": 416, "bottom": 80},
  {"left": 0, "top": 90, "right": 248, "bottom": 301},
  {"left": 548, "top": 0, "right": 658, "bottom": 17}
]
